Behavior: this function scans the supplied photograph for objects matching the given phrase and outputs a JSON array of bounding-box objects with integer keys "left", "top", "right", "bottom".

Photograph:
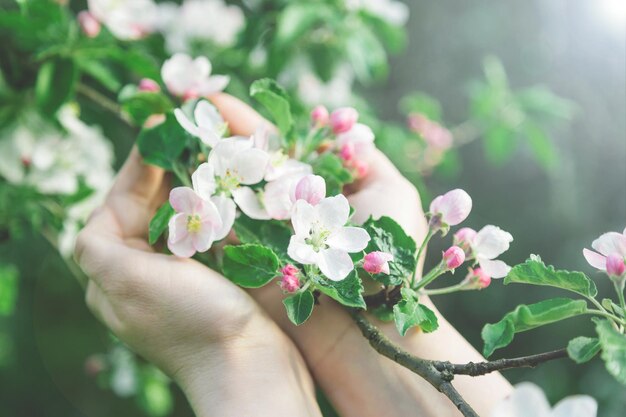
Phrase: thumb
[{"left": 209, "top": 93, "right": 273, "bottom": 136}]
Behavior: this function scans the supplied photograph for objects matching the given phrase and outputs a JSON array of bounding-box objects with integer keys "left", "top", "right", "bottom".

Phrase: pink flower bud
[
  {"left": 465, "top": 268, "right": 491, "bottom": 289},
  {"left": 454, "top": 227, "right": 477, "bottom": 255},
  {"left": 339, "top": 142, "right": 355, "bottom": 161},
  {"left": 280, "top": 272, "right": 300, "bottom": 293},
  {"left": 443, "top": 246, "right": 465, "bottom": 270},
  {"left": 330, "top": 107, "right": 358, "bottom": 134},
  {"left": 294, "top": 175, "right": 326, "bottom": 205},
  {"left": 429, "top": 189, "right": 472, "bottom": 228},
  {"left": 353, "top": 160, "right": 369, "bottom": 179},
  {"left": 606, "top": 254, "right": 626, "bottom": 278},
  {"left": 281, "top": 264, "right": 300, "bottom": 277},
  {"left": 78, "top": 11, "right": 101, "bottom": 38},
  {"left": 311, "top": 105, "right": 329, "bottom": 127},
  {"left": 138, "top": 78, "right": 161, "bottom": 93},
  {"left": 363, "top": 251, "right": 394, "bottom": 275}
]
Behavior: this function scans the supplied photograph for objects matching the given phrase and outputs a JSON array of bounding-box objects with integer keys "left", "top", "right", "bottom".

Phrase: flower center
[
  {"left": 217, "top": 169, "right": 241, "bottom": 192},
  {"left": 186, "top": 214, "right": 202, "bottom": 233},
  {"left": 306, "top": 224, "right": 331, "bottom": 252}
]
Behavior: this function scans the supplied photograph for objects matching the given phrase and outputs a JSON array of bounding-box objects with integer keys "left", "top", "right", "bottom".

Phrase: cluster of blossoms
[{"left": 583, "top": 227, "right": 626, "bottom": 288}]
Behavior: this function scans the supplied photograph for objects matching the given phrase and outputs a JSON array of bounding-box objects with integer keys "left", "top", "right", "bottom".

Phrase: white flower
[
  {"left": 429, "top": 189, "right": 473, "bottom": 227},
  {"left": 161, "top": 53, "right": 229, "bottom": 98},
  {"left": 471, "top": 225, "right": 513, "bottom": 278},
  {"left": 292, "top": 66, "right": 354, "bottom": 108},
  {"left": 345, "top": 0, "right": 410, "bottom": 26},
  {"left": 288, "top": 195, "right": 370, "bottom": 281},
  {"left": 88, "top": 0, "right": 158, "bottom": 40},
  {"left": 175, "top": 100, "right": 226, "bottom": 147},
  {"left": 491, "top": 382, "right": 597, "bottom": 417}
]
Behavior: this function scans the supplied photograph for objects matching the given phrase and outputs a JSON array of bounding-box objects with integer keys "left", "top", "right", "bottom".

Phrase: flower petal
[
  {"left": 192, "top": 224, "right": 215, "bottom": 253},
  {"left": 429, "top": 189, "right": 472, "bottom": 226},
  {"left": 317, "top": 194, "right": 350, "bottom": 229},
  {"left": 194, "top": 100, "right": 223, "bottom": 129},
  {"left": 232, "top": 148, "right": 270, "bottom": 185},
  {"left": 264, "top": 178, "right": 296, "bottom": 220},
  {"left": 318, "top": 248, "right": 354, "bottom": 281},
  {"left": 191, "top": 163, "right": 217, "bottom": 200},
  {"left": 478, "top": 257, "right": 511, "bottom": 279},
  {"left": 232, "top": 187, "right": 270, "bottom": 220},
  {"left": 490, "top": 382, "right": 551, "bottom": 417},
  {"left": 473, "top": 225, "right": 513, "bottom": 259},
  {"left": 327, "top": 226, "right": 370, "bottom": 253},
  {"left": 291, "top": 199, "right": 316, "bottom": 237},
  {"left": 211, "top": 195, "right": 236, "bottom": 241},
  {"left": 583, "top": 249, "right": 606, "bottom": 271},
  {"left": 174, "top": 108, "right": 200, "bottom": 137},
  {"left": 197, "top": 75, "right": 230, "bottom": 95},
  {"left": 169, "top": 187, "right": 201, "bottom": 213},
  {"left": 591, "top": 232, "right": 626, "bottom": 257},
  {"left": 167, "top": 214, "right": 195, "bottom": 257},
  {"left": 552, "top": 396, "right": 597, "bottom": 417},
  {"left": 287, "top": 236, "right": 318, "bottom": 265}
]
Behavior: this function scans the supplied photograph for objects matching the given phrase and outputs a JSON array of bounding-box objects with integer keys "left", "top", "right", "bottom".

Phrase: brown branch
[{"left": 434, "top": 349, "right": 568, "bottom": 376}]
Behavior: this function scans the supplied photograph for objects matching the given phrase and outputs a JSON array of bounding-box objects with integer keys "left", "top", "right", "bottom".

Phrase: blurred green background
[{"left": 1, "top": 0, "right": 624, "bottom": 416}]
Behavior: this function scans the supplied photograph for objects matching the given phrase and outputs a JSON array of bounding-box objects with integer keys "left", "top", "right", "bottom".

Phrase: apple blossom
[
  {"left": 471, "top": 225, "right": 514, "bottom": 278},
  {"left": 583, "top": 228, "right": 626, "bottom": 283},
  {"left": 353, "top": 159, "right": 370, "bottom": 179},
  {"left": 295, "top": 67, "right": 354, "bottom": 108},
  {"left": 288, "top": 195, "right": 370, "bottom": 281},
  {"left": 311, "top": 105, "right": 329, "bottom": 127},
  {"left": 429, "top": 189, "right": 473, "bottom": 229},
  {"left": 293, "top": 175, "right": 326, "bottom": 206},
  {"left": 330, "top": 107, "right": 359, "bottom": 134},
  {"left": 336, "top": 123, "right": 375, "bottom": 160},
  {"left": 251, "top": 127, "right": 311, "bottom": 182},
  {"left": 279, "top": 264, "right": 301, "bottom": 293},
  {"left": 454, "top": 227, "right": 477, "bottom": 256},
  {"left": 138, "top": 78, "right": 160, "bottom": 93},
  {"left": 78, "top": 11, "right": 101, "bottom": 38},
  {"left": 463, "top": 267, "right": 491, "bottom": 289},
  {"left": 88, "top": 0, "right": 158, "bottom": 40},
  {"left": 408, "top": 113, "right": 453, "bottom": 151},
  {"left": 167, "top": 187, "right": 234, "bottom": 257},
  {"left": 363, "top": 251, "right": 394, "bottom": 275},
  {"left": 161, "top": 53, "right": 230, "bottom": 99},
  {"left": 175, "top": 100, "right": 227, "bottom": 147},
  {"left": 443, "top": 246, "right": 465, "bottom": 270},
  {"left": 490, "top": 382, "right": 597, "bottom": 417}
]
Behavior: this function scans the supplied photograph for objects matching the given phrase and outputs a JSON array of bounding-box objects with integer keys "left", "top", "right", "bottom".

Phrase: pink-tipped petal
[
  {"left": 583, "top": 248, "right": 606, "bottom": 271},
  {"left": 294, "top": 174, "right": 326, "bottom": 205},
  {"left": 429, "top": 189, "right": 472, "bottom": 226},
  {"left": 169, "top": 187, "right": 201, "bottom": 214}
]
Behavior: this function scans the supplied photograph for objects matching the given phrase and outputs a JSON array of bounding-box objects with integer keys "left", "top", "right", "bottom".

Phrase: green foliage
[
  {"left": 345, "top": 22, "right": 388, "bottom": 84},
  {"left": 35, "top": 58, "right": 77, "bottom": 116},
  {"left": 504, "top": 256, "right": 598, "bottom": 298},
  {"left": 567, "top": 336, "right": 601, "bottom": 364},
  {"left": 137, "top": 112, "right": 191, "bottom": 170},
  {"left": 362, "top": 216, "right": 417, "bottom": 286},
  {"left": 136, "top": 367, "right": 173, "bottom": 417},
  {"left": 482, "top": 298, "right": 588, "bottom": 357},
  {"left": 0, "top": 263, "right": 18, "bottom": 316},
  {"left": 312, "top": 153, "right": 354, "bottom": 195},
  {"left": 313, "top": 270, "right": 366, "bottom": 309},
  {"left": 400, "top": 92, "right": 442, "bottom": 121},
  {"left": 119, "top": 85, "right": 173, "bottom": 126},
  {"left": 283, "top": 290, "right": 315, "bottom": 325},
  {"left": 595, "top": 319, "right": 626, "bottom": 385},
  {"left": 222, "top": 244, "right": 280, "bottom": 288},
  {"left": 149, "top": 202, "right": 174, "bottom": 246},
  {"left": 233, "top": 215, "right": 291, "bottom": 260},
  {"left": 393, "top": 288, "right": 438, "bottom": 336},
  {"left": 275, "top": 3, "right": 333, "bottom": 49},
  {"left": 250, "top": 78, "right": 293, "bottom": 135}
]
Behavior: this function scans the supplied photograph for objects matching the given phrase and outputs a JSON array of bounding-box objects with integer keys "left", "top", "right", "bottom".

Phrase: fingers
[
  {"left": 108, "top": 148, "right": 165, "bottom": 205},
  {"left": 209, "top": 93, "right": 273, "bottom": 136}
]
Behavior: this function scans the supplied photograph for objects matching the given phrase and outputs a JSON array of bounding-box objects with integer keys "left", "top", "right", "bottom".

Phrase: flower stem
[
  {"left": 422, "top": 282, "right": 469, "bottom": 296},
  {"left": 172, "top": 162, "right": 192, "bottom": 187},
  {"left": 411, "top": 229, "right": 433, "bottom": 287},
  {"left": 614, "top": 281, "right": 626, "bottom": 316},
  {"left": 413, "top": 262, "right": 445, "bottom": 291}
]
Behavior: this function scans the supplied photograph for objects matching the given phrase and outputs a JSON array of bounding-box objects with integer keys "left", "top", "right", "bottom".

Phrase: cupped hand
[{"left": 74, "top": 128, "right": 320, "bottom": 416}]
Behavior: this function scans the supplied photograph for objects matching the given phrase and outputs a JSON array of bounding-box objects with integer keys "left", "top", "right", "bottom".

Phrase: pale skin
[{"left": 74, "top": 93, "right": 512, "bottom": 417}]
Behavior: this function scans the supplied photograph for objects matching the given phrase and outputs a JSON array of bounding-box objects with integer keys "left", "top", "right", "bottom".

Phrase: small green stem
[
  {"left": 422, "top": 282, "right": 469, "bottom": 296},
  {"left": 614, "top": 281, "right": 626, "bottom": 315},
  {"left": 413, "top": 262, "right": 445, "bottom": 291},
  {"left": 172, "top": 162, "right": 192, "bottom": 187},
  {"left": 411, "top": 229, "right": 434, "bottom": 287},
  {"left": 588, "top": 309, "right": 626, "bottom": 325}
]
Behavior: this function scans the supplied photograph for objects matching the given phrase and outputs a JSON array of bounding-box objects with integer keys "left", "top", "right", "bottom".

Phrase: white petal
[
  {"left": 232, "top": 148, "right": 270, "bottom": 185},
  {"left": 430, "top": 189, "right": 472, "bottom": 226},
  {"left": 318, "top": 248, "right": 354, "bottom": 281},
  {"left": 287, "top": 236, "right": 318, "bottom": 265},
  {"left": 210, "top": 195, "right": 236, "bottom": 241},
  {"left": 191, "top": 163, "right": 217, "bottom": 200},
  {"left": 291, "top": 199, "right": 316, "bottom": 237},
  {"left": 209, "top": 137, "right": 253, "bottom": 177},
  {"left": 264, "top": 178, "right": 295, "bottom": 220},
  {"left": 192, "top": 224, "right": 215, "bottom": 253},
  {"left": 478, "top": 257, "right": 511, "bottom": 279},
  {"left": 193, "top": 56, "right": 211, "bottom": 78},
  {"left": 490, "top": 383, "right": 551, "bottom": 417},
  {"left": 551, "top": 396, "right": 597, "bottom": 417},
  {"left": 592, "top": 232, "right": 626, "bottom": 257},
  {"left": 266, "top": 158, "right": 312, "bottom": 182},
  {"left": 473, "top": 225, "right": 513, "bottom": 259},
  {"left": 197, "top": 75, "right": 230, "bottom": 95},
  {"left": 327, "top": 227, "right": 370, "bottom": 253},
  {"left": 317, "top": 194, "right": 350, "bottom": 229},
  {"left": 583, "top": 249, "right": 606, "bottom": 271},
  {"left": 170, "top": 187, "right": 202, "bottom": 213},
  {"left": 194, "top": 100, "right": 223, "bottom": 130},
  {"left": 232, "top": 187, "right": 270, "bottom": 220},
  {"left": 167, "top": 214, "right": 195, "bottom": 257},
  {"left": 174, "top": 108, "right": 200, "bottom": 137}
]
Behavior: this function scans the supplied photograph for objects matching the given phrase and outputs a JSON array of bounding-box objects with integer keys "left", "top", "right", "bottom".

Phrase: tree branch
[
  {"left": 76, "top": 83, "right": 133, "bottom": 126},
  {"left": 434, "top": 349, "right": 568, "bottom": 376}
]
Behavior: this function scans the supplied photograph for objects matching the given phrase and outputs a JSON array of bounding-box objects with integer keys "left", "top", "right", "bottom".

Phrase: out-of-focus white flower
[
  {"left": 288, "top": 65, "right": 354, "bottom": 108},
  {"left": 345, "top": 0, "right": 410, "bottom": 26},
  {"left": 175, "top": 100, "right": 227, "bottom": 147},
  {"left": 161, "top": 53, "right": 229, "bottom": 99},
  {"left": 470, "top": 225, "right": 513, "bottom": 279},
  {"left": 88, "top": 0, "right": 158, "bottom": 40},
  {"left": 156, "top": 0, "right": 245, "bottom": 53},
  {"left": 490, "top": 382, "right": 597, "bottom": 417}
]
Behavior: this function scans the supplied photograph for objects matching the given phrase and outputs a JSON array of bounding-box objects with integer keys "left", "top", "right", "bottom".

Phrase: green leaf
[
  {"left": 312, "top": 153, "right": 354, "bottom": 195},
  {"left": 149, "top": 202, "right": 174, "bottom": 245},
  {"left": 393, "top": 288, "right": 438, "bottom": 336},
  {"left": 595, "top": 319, "right": 626, "bottom": 385},
  {"left": 250, "top": 78, "right": 293, "bottom": 135},
  {"left": 359, "top": 11, "right": 407, "bottom": 54},
  {"left": 0, "top": 264, "right": 18, "bottom": 316},
  {"left": 362, "top": 216, "right": 417, "bottom": 286},
  {"left": 313, "top": 270, "right": 366, "bottom": 308},
  {"left": 525, "top": 122, "right": 557, "bottom": 170},
  {"left": 345, "top": 23, "right": 388, "bottom": 83},
  {"left": 483, "top": 124, "right": 518, "bottom": 165},
  {"left": 35, "top": 58, "right": 78, "bottom": 115},
  {"left": 137, "top": 367, "right": 173, "bottom": 417},
  {"left": 283, "top": 291, "right": 315, "bottom": 325},
  {"left": 137, "top": 112, "right": 190, "bottom": 170},
  {"left": 567, "top": 336, "right": 601, "bottom": 364},
  {"left": 399, "top": 92, "right": 442, "bottom": 120},
  {"left": 77, "top": 59, "right": 122, "bottom": 92},
  {"left": 504, "top": 255, "right": 598, "bottom": 298},
  {"left": 222, "top": 244, "right": 280, "bottom": 288},
  {"left": 119, "top": 85, "right": 173, "bottom": 126},
  {"left": 482, "top": 298, "right": 588, "bottom": 357},
  {"left": 275, "top": 4, "right": 332, "bottom": 47},
  {"left": 233, "top": 215, "right": 291, "bottom": 259}
]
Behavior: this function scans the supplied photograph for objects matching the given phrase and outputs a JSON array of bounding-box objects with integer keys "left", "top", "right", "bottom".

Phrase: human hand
[{"left": 74, "top": 137, "right": 321, "bottom": 416}]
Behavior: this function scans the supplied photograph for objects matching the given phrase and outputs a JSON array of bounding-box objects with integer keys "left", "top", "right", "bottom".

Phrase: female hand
[{"left": 74, "top": 144, "right": 321, "bottom": 416}]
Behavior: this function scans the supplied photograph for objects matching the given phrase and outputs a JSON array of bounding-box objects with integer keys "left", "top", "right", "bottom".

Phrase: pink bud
[
  {"left": 311, "top": 105, "right": 329, "bottom": 127},
  {"left": 280, "top": 273, "right": 300, "bottom": 293},
  {"left": 84, "top": 354, "right": 106, "bottom": 377},
  {"left": 78, "top": 11, "right": 101, "bottom": 38},
  {"left": 429, "top": 189, "right": 472, "bottom": 227},
  {"left": 281, "top": 264, "right": 300, "bottom": 277},
  {"left": 606, "top": 254, "right": 626, "bottom": 278},
  {"left": 454, "top": 227, "right": 477, "bottom": 255},
  {"left": 330, "top": 107, "right": 358, "bottom": 134},
  {"left": 443, "top": 246, "right": 465, "bottom": 270},
  {"left": 363, "top": 251, "right": 394, "bottom": 275},
  {"left": 138, "top": 78, "right": 161, "bottom": 93},
  {"left": 294, "top": 175, "right": 326, "bottom": 205},
  {"left": 465, "top": 268, "right": 491, "bottom": 289},
  {"left": 353, "top": 160, "right": 369, "bottom": 179},
  {"left": 339, "top": 142, "right": 355, "bottom": 161}
]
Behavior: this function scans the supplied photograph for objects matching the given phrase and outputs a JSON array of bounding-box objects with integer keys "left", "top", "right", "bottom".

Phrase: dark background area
[{"left": 1, "top": 0, "right": 624, "bottom": 416}]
